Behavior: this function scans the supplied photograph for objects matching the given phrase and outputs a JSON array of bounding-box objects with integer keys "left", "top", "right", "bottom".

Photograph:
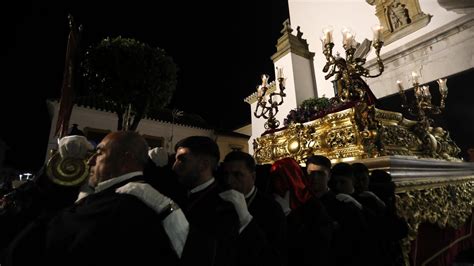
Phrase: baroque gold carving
[
  {"left": 254, "top": 106, "right": 461, "bottom": 165},
  {"left": 395, "top": 178, "right": 474, "bottom": 265}
]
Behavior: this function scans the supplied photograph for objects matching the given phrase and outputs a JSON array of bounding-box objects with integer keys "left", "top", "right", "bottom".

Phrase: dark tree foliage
[{"left": 82, "top": 36, "right": 178, "bottom": 130}]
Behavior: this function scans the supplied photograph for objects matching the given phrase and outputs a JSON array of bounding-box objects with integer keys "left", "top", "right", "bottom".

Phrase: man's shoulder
[
  {"left": 85, "top": 182, "right": 156, "bottom": 215},
  {"left": 249, "top": 191, "right": 286, "bottom": 220}
]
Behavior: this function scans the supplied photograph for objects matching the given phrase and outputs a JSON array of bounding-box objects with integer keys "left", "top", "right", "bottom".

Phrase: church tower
[{"left": 246, "top": 19, "right": 317, "bottom": 154}]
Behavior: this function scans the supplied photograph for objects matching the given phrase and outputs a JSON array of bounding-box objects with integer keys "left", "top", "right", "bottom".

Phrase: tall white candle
[
  {"left": 277, "top": 67, "right": 284, "bottom": 79},
  {"left": 372, "top": 25, "right": 383, "bottom": 42},
  {"left": 261, "top": 74, "right": 268, "bottom": 87},
  {"left": 397, "top": 80, "right": 404, "bottom": 92},
  {"left": 437, "top": 78, "right": 448, "bottom": 94},
  {"left": 411, "top": 72, "right": 420, "bottom": 84},
  {"left": 322, "top": 26, "right": 333, "bottom": 45}
]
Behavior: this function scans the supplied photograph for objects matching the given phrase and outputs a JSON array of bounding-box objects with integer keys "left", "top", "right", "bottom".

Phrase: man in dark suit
[
  {"left": 5, "top": 131, "right": 179, "bottom": 266},
  {"left": 322, "top": 162, "right": 374, "bottom": 266},
  {"left": 117, "top": 136, "right": 278, "bottom": 266},
  {"left": 219, "top": 151, "right": 287, "bottom": 266},
  {"left": 174, "top": 136, "right": 278, "bottom": 266}
]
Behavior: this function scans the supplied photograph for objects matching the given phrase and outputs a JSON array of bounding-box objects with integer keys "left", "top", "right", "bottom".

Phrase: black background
[{"left": 0, "top": 0, "right": 289, "bottom": 171}]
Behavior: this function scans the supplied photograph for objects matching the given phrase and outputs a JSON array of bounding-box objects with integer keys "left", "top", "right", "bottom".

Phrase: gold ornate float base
[
  {"left": 253, "top": 105, "right": 461, "bottom": 165},
  {"left": 375, "top": 157, "right": 474, "bottom": 265},
  {"left": 347, "top": 156, "right": 474, "bottom": 265},
  {"left": 342, "top": 156, "right": 474, "bottom": 265},
  {"left": 396, "top": 178, "right": 474, "bottom": 265}
]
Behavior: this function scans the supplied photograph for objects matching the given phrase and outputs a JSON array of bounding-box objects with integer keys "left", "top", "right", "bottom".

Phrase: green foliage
[
  {"left": 284, "top": 96, "right": 333, "bottom": 125},
  {"left": 82, "top": 36, "right": 178, "bottom": 129},
  {"left": 300, "top": 97, "right": 331, "bottom": 112}
]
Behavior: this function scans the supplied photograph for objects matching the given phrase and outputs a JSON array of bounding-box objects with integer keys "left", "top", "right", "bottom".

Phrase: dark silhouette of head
[
  {"left": 330, "top": 162, "right": 355, "bottom": 194},
  {"left": 305, "top": 155, "right": 332, "bottom": 175},
  {"left": 352, "top": 162, "right": 370, "bottom": 193}
]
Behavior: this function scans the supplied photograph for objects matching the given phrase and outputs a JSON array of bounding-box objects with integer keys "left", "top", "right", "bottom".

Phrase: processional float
[{"left": 252, "top": 25, "right": 474, "bottom": 265}]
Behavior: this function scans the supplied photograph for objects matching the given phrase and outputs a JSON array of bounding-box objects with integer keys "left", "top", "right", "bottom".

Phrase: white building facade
[{"left": 46, "top": 100, "right": 249, "bottom": 163}]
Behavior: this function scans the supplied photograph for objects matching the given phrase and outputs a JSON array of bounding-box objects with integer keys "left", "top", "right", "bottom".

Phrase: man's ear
[{"left": 198, "top": 157, "right": 211, "bottom": 172}]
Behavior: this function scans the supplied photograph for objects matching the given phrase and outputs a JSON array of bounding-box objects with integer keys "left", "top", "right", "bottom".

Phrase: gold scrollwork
[
  {"left": 395, "top": 179, "right": 474, "bottom": 265},
  {"left": 253, "top": 106, "right": 461, "bottom": 165}
]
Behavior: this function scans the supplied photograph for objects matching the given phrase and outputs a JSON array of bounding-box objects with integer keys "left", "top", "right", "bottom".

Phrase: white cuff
[
  {"left": 238, "top": 215, "right": 253, "bottom": 234},
  {"left": 162, "top": 209, "right": 189, "bottom": 258}
]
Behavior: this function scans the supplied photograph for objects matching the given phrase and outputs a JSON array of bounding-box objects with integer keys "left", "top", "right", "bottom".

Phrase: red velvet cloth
[
  {"left": 410, "top": 210, "right": 474, "bottom": 266},
  {"left": 270, "top": 157, "right": 312, "bottom": 210}
]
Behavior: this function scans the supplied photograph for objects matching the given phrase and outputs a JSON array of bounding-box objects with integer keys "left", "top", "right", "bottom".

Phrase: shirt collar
[
  {"left": 245, "top": 186, "right": 257, "bottom": 206},
  {"left": 190, "top": 178, "right": 215, "bottom": 194},
  {"left": 95, "top": 171, "right": 143, "bottom": 193},
  {"left": 245, "top": 186, "right": 256, "bottom": 199}
]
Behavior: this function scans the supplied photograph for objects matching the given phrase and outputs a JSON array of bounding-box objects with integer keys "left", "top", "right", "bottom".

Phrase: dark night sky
[{"left": 0, "top": 0, "right": 289, "bottom": 171}]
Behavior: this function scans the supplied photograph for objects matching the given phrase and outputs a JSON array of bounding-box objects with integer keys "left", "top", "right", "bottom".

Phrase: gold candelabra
[
  {"left": 397, "top": 73, "right": 448, "bottom": 131},
  {"left": 397, "top": 74, "right": 458, "bottom": 159},
  {"left": 321, "top": 26, "right": 384, "bottom": 103},
  {"left": 254, "top": 68, "right": 286, "bottom": 130}
]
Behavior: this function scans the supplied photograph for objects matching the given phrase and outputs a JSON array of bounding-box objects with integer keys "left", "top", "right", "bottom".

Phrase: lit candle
[
  {"left": 421, "top": 86, "right": 431, "bottom": 97},
  {"left": 322, "top": 26, "right": 333, "bottom": 45},
  {"left": 437, "top": 78, "right": 448, "bottom": 94},
  {"left": 277, "top": 67, "right": 284, "bottom": 79},
  {"left": 261, "top": 74, "right": 268, "bottom": 87},
  {"left": 411, "top": 71, "right": 420, "bottom": 84},
  {"left": 257, "top": 85, "right": 263, "bottom": 98},
  {"left": 342, "top": 28, "right": 355, "bottom": 48},
  {"left": 371, "top": 25, "right": 383, "bottom": 42},
  {"left": 397, "top": 80, "right": 404, "bottom": 93}
]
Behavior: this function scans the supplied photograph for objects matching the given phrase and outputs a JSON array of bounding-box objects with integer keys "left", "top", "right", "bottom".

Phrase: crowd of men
[{"left": 0, "top": 131, "right": 409, "bottom": 266}]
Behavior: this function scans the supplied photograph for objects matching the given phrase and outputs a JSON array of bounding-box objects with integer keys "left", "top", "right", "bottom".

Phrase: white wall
[
  {"left": 292, "top": 53, "right": 318, "bottom": 102},
  {"left": 234, "top": 124, "right": 252, "bottom": 136},
  {"left": 365, "top": 15, "right": 474, "bottom": 97},
  {"left": 46, "top": 101, "right": 215, "bottom": 162},
  {"left": 287, "top": 0, "right": 467, "bottom": 99},
  {"left": 216, "top": 135, "right": 249, "bottom": 161}
]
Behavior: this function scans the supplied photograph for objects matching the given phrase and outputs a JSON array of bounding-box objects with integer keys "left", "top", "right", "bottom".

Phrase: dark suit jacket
[
  {"left": 181, "top": 182, "right": 281, "bottom": 266},
  {"left": 287, "top": 196, "right": 334, "bottom": 266},
  {"left": 245, "top": 189, "right": 287, "bottom": 266},
  {"left": 320, "top": 191, "right": 371, "bottom": 266},
  {"left": 5, "top": 176, "right": 179, "bottom": 266},
  {"left": 180, "top": 181, "right": 240, "bottom": 266}
]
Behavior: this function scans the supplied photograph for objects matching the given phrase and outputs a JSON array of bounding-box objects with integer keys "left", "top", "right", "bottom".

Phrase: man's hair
[
  {"left": 223, "top": 151, "right": 256, "bottom": 172},
  {"left": 175, "top": 136, "right": 220, "bottom": 167},
  {"left": 110, "top": 131, "right": 149, "bottom": 166},
  {"left": 305, "top": 155, "right": 332, "bottom": 169},
  {"left": 370, "top": 169, "right": 392, "bottom": 183},
  {"left": 330, "top": 162, "right": 354, "bottom": 180},
  {"left": 352, "top": 163, "right": 369, "bottom": 177}
]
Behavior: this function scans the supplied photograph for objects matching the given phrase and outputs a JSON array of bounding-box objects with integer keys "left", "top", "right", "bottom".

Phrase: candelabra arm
[
  {"left": 345, "top": 48, "right": 356, "bottom": 65},
  {"left": 363, "top": 41, "right": 385, "bottom": 78},
  {"left": 440, "top": 99, "right": 446, "bottom": 109},
  {"left": 253, "top": 75, "right": 287, "bottom": 131},
  {"left": 254, "top": 100, "right": 271, "bottom": 119},
  {"left": 322, "top": 43, "right": 336, "bottom": 74}
]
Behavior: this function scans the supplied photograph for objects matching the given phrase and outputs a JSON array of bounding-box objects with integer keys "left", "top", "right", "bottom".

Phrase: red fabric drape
[
  {"left": 270, "top": 157, "right": 312, "bottom": 210},
  {"left": 410, "top": 210, "right": 474, "bottom": 266}
]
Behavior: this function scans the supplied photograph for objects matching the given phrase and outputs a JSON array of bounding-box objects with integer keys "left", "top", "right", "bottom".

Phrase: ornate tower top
[{"left": 271, "top": 19, "right": 314, "bottom": 62}]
